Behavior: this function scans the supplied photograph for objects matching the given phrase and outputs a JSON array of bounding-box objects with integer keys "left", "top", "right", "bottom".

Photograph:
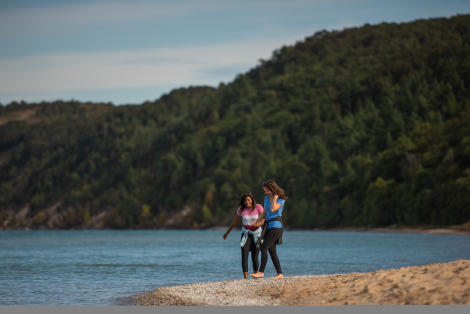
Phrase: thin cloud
[
  {"left": 0, "top": 38, "right": 292, "bottom": 96},
  {"left": 0, "top": 0, "right": 350, "bottom": 38},
  {"left": 0, "top": 1, "right": 202, "bottom": 37}
]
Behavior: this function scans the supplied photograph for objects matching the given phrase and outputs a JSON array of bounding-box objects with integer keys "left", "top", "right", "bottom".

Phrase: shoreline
[
  {"left": 315, "top": 226, "right": 470, "bottom": 235},
  {"left": 1, "top": 224, "right": 469, "bottom": 235},
  {"left": 134, "top": 259, "right": 470, "bottom": 306},
  {"left": 210, "top": 225, "right": 470, "bottom": 235}
]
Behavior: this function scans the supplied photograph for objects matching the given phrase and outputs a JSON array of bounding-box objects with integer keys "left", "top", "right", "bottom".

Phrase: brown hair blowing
[{"left": 262, "top": 179, "right": 288, "bottom": 200}]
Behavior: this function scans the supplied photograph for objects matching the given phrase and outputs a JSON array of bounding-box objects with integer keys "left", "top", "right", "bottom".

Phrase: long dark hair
[
  {"left": 262, "top": 179, "right": 288, "bottom": 200},
  {"left": 238, "top": 192, "right": 257, "bottom": 210}
]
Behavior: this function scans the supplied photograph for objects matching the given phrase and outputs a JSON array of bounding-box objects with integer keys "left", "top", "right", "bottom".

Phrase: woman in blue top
[{"left": 250, "top": 179, "right": 287, "bottom": 280}]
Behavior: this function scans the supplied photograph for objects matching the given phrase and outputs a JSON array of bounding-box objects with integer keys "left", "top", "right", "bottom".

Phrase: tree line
[{"left": 1, "top": 15, "right": 469, "bottom": 229}]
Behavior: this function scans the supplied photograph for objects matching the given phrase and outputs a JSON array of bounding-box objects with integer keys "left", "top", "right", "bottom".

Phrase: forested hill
[{"left": 1, "top": 15, "right": 470, "bottom": 230}]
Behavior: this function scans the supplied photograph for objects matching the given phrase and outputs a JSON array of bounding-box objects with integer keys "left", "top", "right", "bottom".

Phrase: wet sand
[{"left": 135, "top": 259, "right": 470, "bottom": 306}]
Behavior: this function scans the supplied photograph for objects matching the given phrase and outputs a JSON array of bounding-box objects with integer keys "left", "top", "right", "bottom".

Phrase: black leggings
[
  {"left": 259, "top": 228, "right": 283, "bottom": 274},
  {"left": 240, "top": 234, "right": 259, "bottom": 273}
]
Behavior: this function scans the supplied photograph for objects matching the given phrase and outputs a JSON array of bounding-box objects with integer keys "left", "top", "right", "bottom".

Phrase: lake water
[{"left": 0, "top": 229, "right": 469, "bottom": 305}]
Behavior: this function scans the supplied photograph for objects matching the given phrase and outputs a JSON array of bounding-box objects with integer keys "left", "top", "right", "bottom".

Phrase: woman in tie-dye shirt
[{"left": 223, "top": 192, "right": 265, "bottom": 279}]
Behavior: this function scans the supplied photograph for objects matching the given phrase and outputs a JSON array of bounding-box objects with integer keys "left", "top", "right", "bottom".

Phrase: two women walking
[{"left": 223, "top": 179, "right": 288, "bottom": 280}]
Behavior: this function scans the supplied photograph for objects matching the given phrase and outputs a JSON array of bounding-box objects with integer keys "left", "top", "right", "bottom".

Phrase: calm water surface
[{"left": 0, "top": 230, "right": 469, "bottom": 305}]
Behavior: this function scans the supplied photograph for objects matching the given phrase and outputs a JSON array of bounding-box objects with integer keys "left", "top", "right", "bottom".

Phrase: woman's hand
[
  {"left": 254, "top": 219, "right": 265, "bottom": 227},
  {"left": 223, "top": 215, "right": 240, "bottom": 240}
]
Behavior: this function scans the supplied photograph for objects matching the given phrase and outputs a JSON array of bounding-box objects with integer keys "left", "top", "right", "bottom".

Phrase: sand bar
[{"left": 135, "top": 259, "right": 470, "bottom": 306}]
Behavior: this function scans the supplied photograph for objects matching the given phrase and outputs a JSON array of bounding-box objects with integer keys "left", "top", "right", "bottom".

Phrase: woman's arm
[
  {"left": 253, "top": 210, "right": 266, "bottom": 227},
  {"left": 270, "top": 194, "right": 281, "bottom": 212},
  {"left": 253, "top": 217, "right": 265, "bottom": 227},
  {"left": 223, "top": 215, "right": 241, "bottom": 239}
]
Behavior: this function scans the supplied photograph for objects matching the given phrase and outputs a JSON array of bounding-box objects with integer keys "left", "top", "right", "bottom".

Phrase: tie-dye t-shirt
[{"left": 237, "top": 204, "right": 264, "bottom": 231}]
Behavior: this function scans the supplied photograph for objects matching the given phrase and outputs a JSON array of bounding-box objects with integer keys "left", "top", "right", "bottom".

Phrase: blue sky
[{"left": 1, "top": 0, "right": 469, "bottom": 105}]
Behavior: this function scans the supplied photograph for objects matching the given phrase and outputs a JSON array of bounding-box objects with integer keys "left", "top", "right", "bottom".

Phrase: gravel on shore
[
  {"left": 134, "top": 259, "right": 470, "bottom": 306},
  {"left": 134, "top": 275, "right": 311, "bottom": 306}
]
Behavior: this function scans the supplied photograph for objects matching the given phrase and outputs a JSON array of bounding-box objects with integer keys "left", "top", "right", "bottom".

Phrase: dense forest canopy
[{"left": 1, "top": 15, "right": 470, "bottom": 229}]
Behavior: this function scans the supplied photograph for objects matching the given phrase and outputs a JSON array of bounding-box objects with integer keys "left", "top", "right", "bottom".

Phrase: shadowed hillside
[{"left": 1, "top": 15, "right": 469, "bottom": 229}]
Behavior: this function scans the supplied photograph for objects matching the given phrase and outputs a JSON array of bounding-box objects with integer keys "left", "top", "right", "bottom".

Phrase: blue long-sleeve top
[{"left": 264, "top": 195, "right": 285, "bottom": 229}]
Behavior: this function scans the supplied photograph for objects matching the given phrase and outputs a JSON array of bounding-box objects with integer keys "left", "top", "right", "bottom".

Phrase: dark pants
[
  {"left": 259, "top": 228, "right": 283, "bottom": 274},
  {"left": 241, "top": 234, "right": 260, "bottom": 273}
]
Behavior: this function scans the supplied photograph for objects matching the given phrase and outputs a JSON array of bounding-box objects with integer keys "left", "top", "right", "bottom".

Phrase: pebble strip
[{"left": 134, "top": 275, "right": 326, "bottom": 306}]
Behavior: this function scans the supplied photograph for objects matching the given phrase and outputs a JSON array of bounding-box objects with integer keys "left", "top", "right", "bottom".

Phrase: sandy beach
[{"left": 135, "top": 259, "right": 470, "bottom": 306}]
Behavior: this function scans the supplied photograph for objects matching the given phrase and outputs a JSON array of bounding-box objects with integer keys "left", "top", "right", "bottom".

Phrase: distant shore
[
  {"left": 134, "top": 259, "right": 470, "bottom": 306},
  {"left": 2, "top": 225, "right": 470, "bottom": 234},
  {"left": 210, "top": 225, "right": 470, "bottom": 235},
  {"left": 320, "top": 226, "right": 470, "bottom": 235}
]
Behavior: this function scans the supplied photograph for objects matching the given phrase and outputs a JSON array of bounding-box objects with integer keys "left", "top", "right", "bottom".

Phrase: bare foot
[
  {"left": 249, "top": 272, "right": 264, "bottom": 278},
  {"left": 273, "top": 274, "right": 284, "bottom": 280}
]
